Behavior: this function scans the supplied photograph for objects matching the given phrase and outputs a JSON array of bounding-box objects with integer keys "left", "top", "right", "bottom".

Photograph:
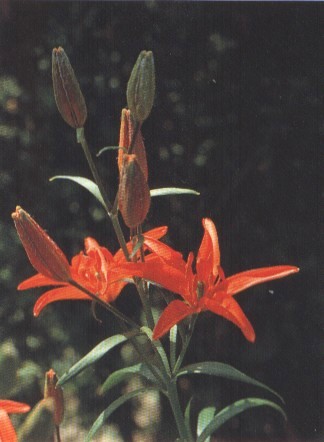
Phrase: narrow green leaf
[
  {"left": 150, "top": 187, "right": 200, "bottom": 197},
  {"left": 175, "top": 362, "right": 283, "bottom": 403},
  {"left": 197, "top": 398, "right": 287, "bottom": 442},
  {"left": 97, "top": 145, "right": 125, "bottom": 157},
  {"left": 86, "top": 387, "right": 156, "bottom": 441},
  {"left": 184, "top": 397, "right": 194, "bottom": 440},
  {"left": 197, "top": 406, "right": 216, "bottom": 441},
  {"left": 100, "top": 363, "right": 159, "bottom": 395},
  {"left": 57, "top": 334, "right": 128, "bottom": 386},
  {"left": 50, "top": 175, "right": 105, "bottom": 207},
  {"left": 129, "top": 234, "right": 144, "bottom": 258},
  {"left": 141, "top": 326, "right": 171, "bottom": 377}
]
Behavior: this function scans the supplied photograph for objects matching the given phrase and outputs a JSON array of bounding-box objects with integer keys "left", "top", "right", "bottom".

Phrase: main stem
[
  {"left": 76, "top": 127, "right": 130, "bottom": 260},
  {"left": 167, "top": 381, "right": 192, "bottom": 442}
]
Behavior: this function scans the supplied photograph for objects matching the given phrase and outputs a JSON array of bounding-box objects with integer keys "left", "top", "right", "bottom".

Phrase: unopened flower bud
[
  {"left": 118, "top": 154, "right": 151, "bottom": 228},
  {"left": 118, "top": 108, "right": 148, "bottom": 180},
  {"left": 52, "top": 47, "right": 87, "bottom": 128},
  {"left": 44, "top": 369, "right": 64, "bottom": 426},
  {"left": 126, "top": 50, "right": 155, "bottom": 122},
  {"left": 12, "top": 206, "right": 71, "bottom": 282}
]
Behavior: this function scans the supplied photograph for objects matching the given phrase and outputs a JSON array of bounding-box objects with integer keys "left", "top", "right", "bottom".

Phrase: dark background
[{"left": 0, "top": 2, "right": 322, "bottom": 441}]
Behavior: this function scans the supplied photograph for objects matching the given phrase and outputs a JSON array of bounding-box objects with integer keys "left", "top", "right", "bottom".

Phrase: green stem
[
  {"left": 173, "top": 315, "right": 197, "bottom": 375},
  {"left": 55, "top": 425, "right": 61, "bottom": 442},
  {"left": 167, "top": 380, "right": 193, "bottom": 442},
  {"left": 117, "top": 320, "right": 167, "bottom": 389},
  {"left": 71, "top": 280, "right": 168, "bottom": 388},
  {"left": 76, "top": 128, "right": 130, "bottom": 261},
  {"left": 110, "top": 213, "right": 130, "bottom": 261},
  {"left": 77, "top": 128, "right": 112, "bottom": 213},
  {"left": 69, "top": 280, "right": 139, "bottom": 330}
]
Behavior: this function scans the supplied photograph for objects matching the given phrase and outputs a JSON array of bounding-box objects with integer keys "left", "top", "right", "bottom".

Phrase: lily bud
[
  {"left": 44, "top": 369, "right": 64, "bottom": 426},
  {"left": 118, "top": 108, "right": 148, "bottom": 180},
  {"left": 12, "top": 206, "right": 71, "bottom": 282},
  {"left": 126, "top": 50, "right": 155, "bottom": 122},
  {"left": 52, "top": 47, "right": 87, "bottom": 128},
  {"left": 118, "top": 154, "right": 151, "bottom": 228}
]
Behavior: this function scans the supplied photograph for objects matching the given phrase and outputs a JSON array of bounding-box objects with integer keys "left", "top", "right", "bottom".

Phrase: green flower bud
[
  {"left": 126, "top": 50, "right": 155, "bottom": 122},
  {"left": 52, "top": 47, "right": 87, "bottom": 128}
]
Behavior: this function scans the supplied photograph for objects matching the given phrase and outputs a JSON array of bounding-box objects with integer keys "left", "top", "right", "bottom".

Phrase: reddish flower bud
[
  {"left": 12, "top": 206, "right": 71, "bottom": 282},
  {"left": 44, "top": 369, "right": 64, "bottom": 426},
  {"left": 118, "top": 108, "right": 148, "bottom": 180},
  {"left": 118, "top": 154, "right": 151, "bottom": 228},
  {"left": 52, "top": 47, "right": 87, "bottom": 128},
  {"left": 126, "top": 50, "right": 155, "bottom": 122}
]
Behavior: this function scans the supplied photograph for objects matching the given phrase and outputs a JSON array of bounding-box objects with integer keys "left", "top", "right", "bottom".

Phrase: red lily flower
[
  {"left": 130, "top": 218, "right": 299, "bottom": 342},
  {"left": 18, "top": 225, "right": 176, "bottom": 317},
  {"left": 0, "top": 400, "right": 30, "bottom": 442}
]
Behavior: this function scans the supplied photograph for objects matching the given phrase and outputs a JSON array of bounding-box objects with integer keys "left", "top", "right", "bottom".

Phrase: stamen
[{"left": 196, "top": 281, "right": 204, "bottom": 299}]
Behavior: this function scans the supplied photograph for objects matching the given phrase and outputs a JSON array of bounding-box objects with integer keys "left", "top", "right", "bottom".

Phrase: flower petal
[
  {"left": 0, "top": 409, "right": 17, "bottom": 442},
  {"left": 117, "top": 261, "right": 188, "bottom": 299},
  {"left": 0, "top": 400, "right": 30, "bottom": 414},
  {"left": 103, "top": 280, "right": 127, "bottom": 303},
  {"left": 197, "top": 218, "right": 220, "bottom": 281},
  {"left": 153, "top": 300, "right": 197, "bottom": 340},
  {"left": 18, "top": 273, "right": 67, "bottom": 290},
  {"left": 203, "top": 296, "right": 255, "bottom": 342},
  {"left": 225, "top": 266, "right": 299, "bottom": 296},
  {"left": 33, "top": 286, "right": 90, "bottom": 317},
  {"left": 113, "top": 226, "right": 168, "bottom": 263},
  {"left": 143, "top": 237, "right": 184, "bottom": 265}
]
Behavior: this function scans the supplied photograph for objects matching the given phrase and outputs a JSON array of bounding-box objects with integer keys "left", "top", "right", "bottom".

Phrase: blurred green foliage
[{"left": 0, "top": 2, "right": 321, "bottom": 440}]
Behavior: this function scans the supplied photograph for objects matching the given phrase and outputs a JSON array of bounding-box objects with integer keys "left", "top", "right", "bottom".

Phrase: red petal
[
  {"left": 0, "top": 410, "right": 17, "bottom": 442},
  {"left": 197, "top": 218, "right": 220, "bottom": 281},
  {"left": 103, "top": 280, "right": 127, "bottom": 303},
  {"left": 0, "top": 400, "right": 30, "bottom": 414},
  {"left": 143, "top": 237, "right": 184, "bottom": 265},
  {"left": 203, "top": 296, "right": 255, "bottom": 342},
  {"left": 18, "top": 273, "right": 66, "bottom": 290},
  {"left": 225, "top": 265, "right": 299, "bottom": 296},
  {"left": 153, "top": 300, "right": 197, "bottom": 340},
  {"left": 117, "top": 261, "right": 188, "bottom": 299},
  {"left": 33, "top": 286, "right": 90, "bottom": 317},
  {"left": 144, "top": 226, "right": 168, "bottom": 239},
  {"left": 114, "top": 226, "right": 168, "bottom": 263}
]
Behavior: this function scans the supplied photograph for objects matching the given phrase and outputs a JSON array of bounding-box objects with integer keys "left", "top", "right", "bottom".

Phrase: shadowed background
[{"left": 0, "top": 2, "right": 321, "bottom": 441}]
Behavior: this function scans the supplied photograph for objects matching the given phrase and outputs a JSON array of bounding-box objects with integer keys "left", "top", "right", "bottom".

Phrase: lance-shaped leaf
[
  {"left": 100, "top": 363, "right": 160, "bottom": 395},
  {"left": 141, "top": 326, "right": 171, "bottom": 376},
  {"left": 57, "top": 334, "right": 128, "bottom": 386},
  {"left": 50, "top": 176, "right": 105, "bottom": 207},
  {"left": 184, "top": 397, "right": 194, "bottom": 440},
  {"left": 50, "top": 178, "right": 200, "bottom": 209},
  {"left": 175, "top": 362, "right": 283, "bottom": 403},
  {"left": 197, "top": 406, "right": 216, "bottom": 442},
  {"left": 86, "top": 387, "right": 157, "bottom": 441},
  {"left": 197, "top": 398, "right": 286, "bottom": 442},
  {"left": 150, "top": 187, "right": 200, "bottom": 197}
]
